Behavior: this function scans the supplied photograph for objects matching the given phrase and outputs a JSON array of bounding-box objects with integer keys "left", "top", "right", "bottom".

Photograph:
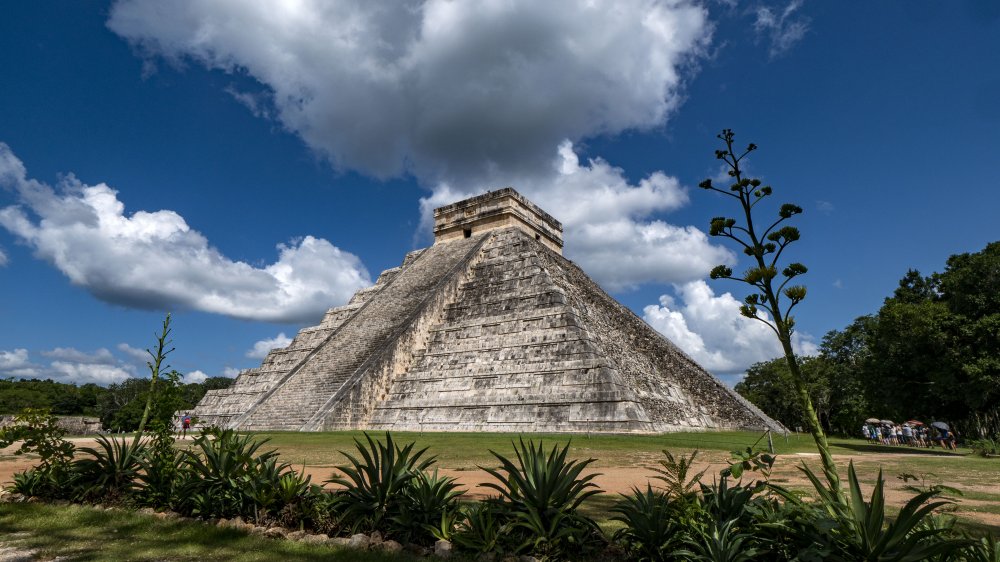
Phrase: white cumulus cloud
[
  {"left": 0, "top": 144, "right": 371, "bottom": 323},
  {"left": 643, "top": 280, "right": 817, "bottom": 377},
  {"left": 0, "top": 348, "right": 31, "bottom": 371},
  {"left": 0, "top": 246, "right": 7, "bottom": 267},
  {"left": 246, "top": 332, "right": 293, "bottom": 359},
  {"left": 48, "top": 361, "right": 133, "bottom": 385},
  {"left": 420, "top": 141, "right": 733, "bottom": 289},
  {"left": 106, "top": 1, "right": 725, "bottom": 292},
  {"left": 41, "top": 347, "right": 118, "bottom": 365},
  {"left": 116, "top": 342, "right": 150, "bottom": 363},
  {"left": 184, "top": 369, "right": 208, "bottom": 384},
  {"left": 222, "top": 367, "right": 242, "bottom": 378},
  {"left": 108, "top": 0, "right": 712, "bottom": 184}
]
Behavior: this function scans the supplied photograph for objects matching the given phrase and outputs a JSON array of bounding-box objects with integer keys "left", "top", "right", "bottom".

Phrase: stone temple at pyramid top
[
  {"left": 433, "top": 187, "right": 564, "bottom": 254},
  {"left": 184, "top": 187, "right": 783, "bottom": 434}
]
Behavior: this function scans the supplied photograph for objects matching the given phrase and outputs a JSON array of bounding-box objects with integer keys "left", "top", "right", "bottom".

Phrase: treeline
[
  {"left": 0, "top": 376, "right": 233, "bottom": 431},
  {"left": 737, "top": 241, "right": 1000, "bottom": 439}
]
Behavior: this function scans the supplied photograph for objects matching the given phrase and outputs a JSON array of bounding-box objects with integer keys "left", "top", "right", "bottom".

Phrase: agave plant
[
  {"left": 176, "top": 428, "right": 289, "bottom": 519},
  {"left": 72, "top": 435, "right": 148, "bottom": 502},
  {"left": 964, "top": 534, "right": 1000, "bottom": 562},
  {"left": 774, "top": 461, "right": 973, "bottom": 561},
  {"left": 254, "top": 467, "right": 316, "bottom": 529},
  {"left": 326, "top": 432, "right": 435, "bottom": 534},
  {"left": 452, "top": 500, "right": 509, "bottom": 555},
  {"left": 674, "top": 519, "right": 760, "bottom": 562},
  {"left": 745, "top": 493, "right": 835, "bottom": 561},
  {"left": 611, "top": 485, "right": 688, "bottom": 562},
  {"left": 480, "top": 438, "right": 604, "bottom": 559},
  {"left": 11, "top": 468, "right": 49, "bottom": 497},
  {"left": 699, "top": 476, "right": 759, "bottom": 526},
  {"left": 393, "top": 468, "right": 463, "bottom": 544}
]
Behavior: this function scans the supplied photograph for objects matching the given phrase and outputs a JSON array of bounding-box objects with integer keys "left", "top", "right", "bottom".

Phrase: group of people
[{"left": 862, "top": 421, "right": 958, "bottom": 450}]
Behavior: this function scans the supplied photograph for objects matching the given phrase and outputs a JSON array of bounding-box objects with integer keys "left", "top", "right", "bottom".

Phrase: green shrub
[
  {"left": 135, "top": 421, "right": 183, "bottom": 508},
  {"left": 290, "top": 485, "right": 346, "bottom": 535},
  {"left": 0, "top": 408, "right": 78, "bottom": 499},
  {"left": 480, "top": 438, "right": 604, "bottom": 560},
  {"left": 969, "top": 438, "right": 1000, "bottom": 457},
  {"left": 0, "top": 408, "right": 76, "bottom": 470}
]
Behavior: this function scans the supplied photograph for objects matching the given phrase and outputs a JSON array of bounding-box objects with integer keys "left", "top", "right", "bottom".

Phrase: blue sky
[{"left": 1, "top": 1, "right": 998, "bottom": 387}]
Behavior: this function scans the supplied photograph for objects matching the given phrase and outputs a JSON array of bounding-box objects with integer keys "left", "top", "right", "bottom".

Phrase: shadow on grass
[
  {"left": 952, "top": 515, "right": 1000, "bottom": 539},
  {"left": 833, "top": 443, "right": 967, "bottom": 457},
  {"left": 0, "top": 503, "right": 417, "bottom": 562}
]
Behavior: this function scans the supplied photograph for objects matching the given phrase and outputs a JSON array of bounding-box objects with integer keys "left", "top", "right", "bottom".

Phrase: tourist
[{"left": 901, "top": 424, "right": 913, "bottom": 445}]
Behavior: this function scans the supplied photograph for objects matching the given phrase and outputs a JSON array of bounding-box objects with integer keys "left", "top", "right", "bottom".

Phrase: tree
[
  {"left": 861, "top": 246, "right": 1000, "bottom": 433},
  {"left": 698, "top": 129, "right": 840, "bottom": 494},
  {"left": 736, "top": 356, "right": 830, "bottom": 432},
  {"left": 817, "top": 317, "right": 874, "bottom": 435}
]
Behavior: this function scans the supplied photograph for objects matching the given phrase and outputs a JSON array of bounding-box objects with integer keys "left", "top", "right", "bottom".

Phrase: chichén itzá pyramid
[{"left": 188, "top": 188, "right": 782, "bottom": 433}]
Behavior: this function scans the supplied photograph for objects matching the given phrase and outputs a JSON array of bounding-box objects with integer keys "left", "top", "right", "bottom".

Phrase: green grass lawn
[
  {"left": 248, "top": 429, "right": 883, "bottom": 465},
  {"left": 247, "top": 429, "right": 977, "bottom": 474},
  {"left": 0, "top": 503, "right": 417, "bottom": 562}
]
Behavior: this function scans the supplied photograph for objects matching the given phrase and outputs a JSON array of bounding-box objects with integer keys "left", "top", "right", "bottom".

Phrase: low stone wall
[{"left": 0, "top": 415, "right": 102, "bottom": 435}]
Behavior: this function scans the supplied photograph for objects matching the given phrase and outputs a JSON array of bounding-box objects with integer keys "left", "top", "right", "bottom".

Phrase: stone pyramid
[{"left": 190, "top": 189, "right": 782, "bottom": 433}]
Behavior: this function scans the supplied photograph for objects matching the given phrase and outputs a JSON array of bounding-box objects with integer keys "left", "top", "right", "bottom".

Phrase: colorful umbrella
[{"left": 906, "top": 420, "right": 924, "bottom": 426}]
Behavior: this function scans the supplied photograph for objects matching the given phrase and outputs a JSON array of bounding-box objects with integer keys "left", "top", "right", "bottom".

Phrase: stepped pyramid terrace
[{"left": 187, "top": 188, "right": 782, "bottom": 434}]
